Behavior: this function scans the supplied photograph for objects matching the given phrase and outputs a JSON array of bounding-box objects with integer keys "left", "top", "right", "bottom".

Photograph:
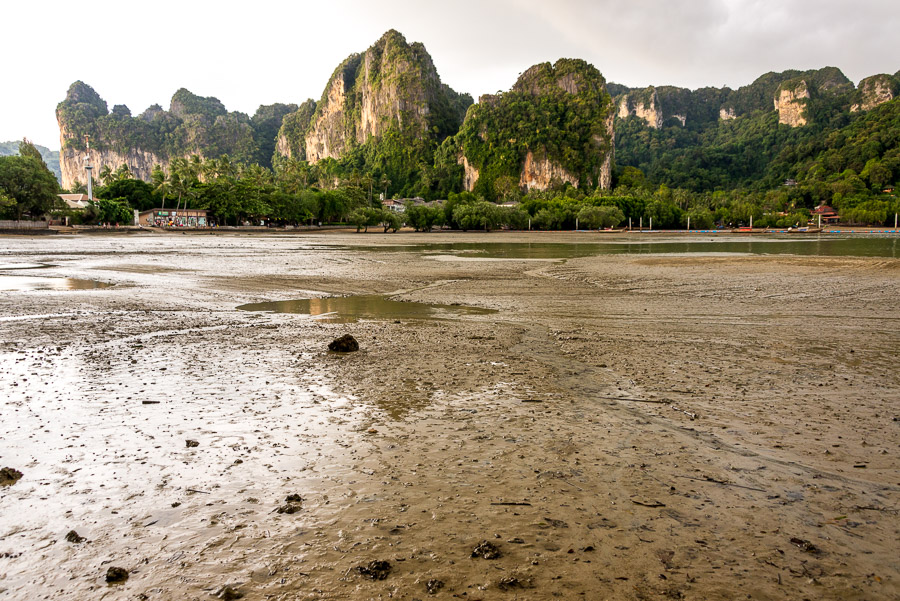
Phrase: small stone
[
  {"left": 285, "top": 493, "right": 302, "bottom": 503},
  {"left": 426, "top": 578, "right": 445, "bottom": 594},
  {"left": 105, "top": 566, "right": 129, "bottom": 583},
  {"left": 186, "top": 439, "right": 199, "bottom": 448},
  {"left": 471, "top": 540, "right": 502, "bottom": 559},
  {"left": 65, "top": 530, "right": 86, "bottom": 543},
  {"left": 328, "top": 334, "right": 359, "bottom": 353},
  {"left": 357, "top": 560, "right": 391, "bottom": 580},
  {"left": 0, "top": 467, "right": 23, "bottom": 486},
  {"left": 276, "top": 503, "right": 302, "bottom": 514}
]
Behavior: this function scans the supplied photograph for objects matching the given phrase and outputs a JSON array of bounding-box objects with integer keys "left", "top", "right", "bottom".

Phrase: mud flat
[{"left": 0, "top": 232, "right": 898, "bottom": 600}]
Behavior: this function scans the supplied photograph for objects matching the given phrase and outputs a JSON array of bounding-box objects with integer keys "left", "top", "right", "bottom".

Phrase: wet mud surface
[{"left": 1, "top": 232, "right": 898, "bottom": 600}]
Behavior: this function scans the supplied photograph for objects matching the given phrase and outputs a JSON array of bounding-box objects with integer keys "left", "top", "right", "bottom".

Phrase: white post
[
  {"left": 649, "top": 217, "right": 652, "bottom": 231},
  {"left": 687, "top": 216, "right": 690, "bottom": 231},
  {"left": 750, "top": 215, "right": 753, "bottom": 229},
  {"left": 895, "top": 213, "right": 898, "bottom": 229},
  {"left": 576, "top": 218, "right": 579, "bottom": 231},
  {"left": 818, "top": 214, "right": 822, "bottom": 229},
  {"left": 629, "top": 217, "right": 632, "bottom": 231},
  {"left": 640, "top": 217, "right": 643, "bottom": 230},
  {"left": 528, "top": 218, "right": 531, "bottom": 231}
]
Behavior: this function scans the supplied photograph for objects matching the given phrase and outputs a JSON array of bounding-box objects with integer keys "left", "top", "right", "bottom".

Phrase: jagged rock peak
[{"left": 301, "top": 29, "right": 471, "bottom": 164}]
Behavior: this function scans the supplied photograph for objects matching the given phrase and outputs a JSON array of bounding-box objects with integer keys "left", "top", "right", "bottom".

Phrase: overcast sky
[{"left": 4, "top": 0, "right": 898, "bottom": 149}]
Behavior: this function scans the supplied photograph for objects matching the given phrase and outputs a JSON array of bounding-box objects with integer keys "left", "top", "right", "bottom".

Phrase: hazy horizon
[{"left": 4, "top": 0, "right": 898, "bottom": 150}]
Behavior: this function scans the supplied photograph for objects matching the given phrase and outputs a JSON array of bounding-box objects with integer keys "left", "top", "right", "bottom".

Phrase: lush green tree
[
  {"left": 578, "top": 205, "right": 624, "bottom": 229},
  {"left": 0, "top": 154, "right": 59, "bottom": 219}
]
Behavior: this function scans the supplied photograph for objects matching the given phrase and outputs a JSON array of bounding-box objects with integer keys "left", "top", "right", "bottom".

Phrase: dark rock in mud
[
  {"left": 105, "top": 566, "right": 129, "bottom": 583},
  {"left": 65, "top": 530, "right": 85, "bottom": 543},
  {"left": 328, "top": 334, "right": 359, "bottom": 353},
  {"left": 285, "top": 493, "right": 302, "bottom": 503},
  {"left": 0, "top": 467, "right": 23, "bottom": 486},
  {"left": 426, "top": 578, "right": 445, "bottom": 594},
  {"left": 219, "top": 586, "right": 244, "bottom": 600},
  {"left": 790, "top": 537, "right": 821, "bottom": 554},
  {"left": 498, "top": 576, "right": 525, "bottom": 590},
  {"left": 276, "top": 503, "right": 302, "bottom": 514},
  {"left": 472, "top": 540, "right": 502, "bottom": 559},
  {"left": 357, "top": 560, "right": 391, "bottom": 580},
  {"left": 186, "top": 439, "right": 200, "bottom": 448}
]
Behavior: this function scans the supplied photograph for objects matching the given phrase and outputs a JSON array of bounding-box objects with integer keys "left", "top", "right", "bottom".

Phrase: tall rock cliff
[
  {"left": 852, "top": 74, "right": 898, "bottom": 112},
  {"left": 56, "top": 82, "right": 292, "bottom": 190},
  {"left": 774, "top": 79, "right": 811, "bottom": 126},
  {"left": 452, "top": 59, "right": 614, "bottom": 198},
  {"left": 617, "top": 87, "right": 663, "bottom": 129},
  {"left": 275, "top": 100, "right": 317, "bottom": 161},
  {"left": 287, "top": 30, "right": 471, "bottom": 165}
]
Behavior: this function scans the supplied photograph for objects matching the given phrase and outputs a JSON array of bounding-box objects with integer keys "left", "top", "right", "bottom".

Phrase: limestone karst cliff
[
  {"left": 617, "top": 87, "right": 663, "bottom": 129},
  {"left": 774, "top": 79, "right": 811, "bottom": 127},
  {"left": 852, "top": 74, "right": 899, "bottom": 112},
  {"left": 56, "top": 82, "right": 291, "bottom": 190},
  {"left": 277, "top": 30, "right": 471, "bottom": 165},
  {"left": 452, "top": 59, "right": 614, "bottom": 197}
]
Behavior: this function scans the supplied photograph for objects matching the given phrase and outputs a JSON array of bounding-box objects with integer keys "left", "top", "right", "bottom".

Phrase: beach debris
[
  {"left": 790, "top": 537, "right": 820, "bottom": 554},
  {"left": 426, "top": 578, "right": 445, "bottom": 594},
  {"left": 472, "top": 540, "right": 502, "bottom": 559},
  {"left": 185, "top": 439, "right": 199, "bottom": 448},
  {"left": 0, "top": 467, "right": 23, "bottom": 486},
  {"left": 356, "top": 560, "right": 391, "bottom": 580},
  {"left": 65, "top": 530, "right": 86, "bottom": 544},
  {"left": 141, "top": 400, "right": 160, "bottom": 404},
  {"left": 328, "top": 334, "right": 359, "bottom": 353},
  {"left": 541, "top": 517, "right": 569, "bottom": 528},
  {"left": 105, "top": 566, "right": 129, "bottom": 583},
  {"left": 285, "top": 493, "right": 302, "bottom": 503},
  {"left": 631, "top": 498, "right": 666, "bottom": 508}
]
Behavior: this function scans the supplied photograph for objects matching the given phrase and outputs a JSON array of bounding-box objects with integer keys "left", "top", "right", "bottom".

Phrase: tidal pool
[
  {"left": 0, "top": 276, "right": 112, "bottom": 291},
  {"left": 237, "top": 294, "right": 497, "bottom": 323},
  {"left": 335, "top": 236, "right": 900, "bottom": 259}
]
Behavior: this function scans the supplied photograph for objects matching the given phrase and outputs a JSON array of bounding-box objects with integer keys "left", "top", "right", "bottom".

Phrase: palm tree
[
  {"left": 98, "top": 164, "right": 112, "bottom": 186},
  {"left": 379, "top": 175, "right": 392, "bottom": 200},
  {"left": 151, "top": 165, "right": 170, "bottom": 210}
]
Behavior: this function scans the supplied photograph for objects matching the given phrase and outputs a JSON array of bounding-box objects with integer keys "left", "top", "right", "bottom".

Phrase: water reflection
[
  {"left": 338, "top": 237, "right": 900, "bottom": 259},
  {"left": 237, "top": 295, "right": 497, "bottom": 323},
  {"left": 0, "top": 276, "right": 112, "bottom": 291}
]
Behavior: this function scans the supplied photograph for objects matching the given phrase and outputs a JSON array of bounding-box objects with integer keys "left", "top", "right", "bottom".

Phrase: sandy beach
[{"left": 1, "top": 231, "right": 898, "bottom": 600}]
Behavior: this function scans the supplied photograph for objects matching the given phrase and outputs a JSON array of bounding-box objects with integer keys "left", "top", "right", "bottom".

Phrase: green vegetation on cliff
[{"left": 450, "top": 59, "right": 614, "bottom": 200}]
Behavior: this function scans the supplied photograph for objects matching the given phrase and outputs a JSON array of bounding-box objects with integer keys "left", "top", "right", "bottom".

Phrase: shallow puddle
[
  {"left": 0, "top": 276, "right": 111, "bottom": 291},
  {"left": 237, "top": 294, "right": 497, "bottom": 322}
]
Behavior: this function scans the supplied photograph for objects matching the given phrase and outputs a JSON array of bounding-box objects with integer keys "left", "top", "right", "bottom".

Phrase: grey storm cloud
[{"left": 2, "top": 0, "right": 898, "bottom": 147}]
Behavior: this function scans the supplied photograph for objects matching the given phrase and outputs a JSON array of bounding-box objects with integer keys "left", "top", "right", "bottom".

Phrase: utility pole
[{"left": 83, "top": 135, "right": 93, "bottom": 202}]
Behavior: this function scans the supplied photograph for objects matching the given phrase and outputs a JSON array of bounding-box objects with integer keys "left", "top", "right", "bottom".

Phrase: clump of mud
[
  {"left": 0, "top": 467, "right": 23, "bottom": 486},
  {"left": 328, "top": 334, "right": 359, "bottom": 352}
]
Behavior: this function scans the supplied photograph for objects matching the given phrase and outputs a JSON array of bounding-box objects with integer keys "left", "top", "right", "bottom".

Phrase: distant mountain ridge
[{"left": 54, "top": 31, "right": 898, "bottom": 197}]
